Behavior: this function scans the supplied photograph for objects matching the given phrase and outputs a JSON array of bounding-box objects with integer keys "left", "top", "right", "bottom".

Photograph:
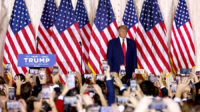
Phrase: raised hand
[
  {"left": 51, "top": 71, "right": 60, "bottom": 84},
  {"left": 80, "top": 84, "right": 88, "bottom": 95},
  {"left": 93, "top": 84, "right": 108, "bottom": 106},
  {"left": 82, "top": 94, "right": 94, "bottom": 107},
  {"left": 175, "top": 78, "right": 190, "bottom": 98},
  {"left": 113, "top": 76, "right": 123, "bottom": 89}
]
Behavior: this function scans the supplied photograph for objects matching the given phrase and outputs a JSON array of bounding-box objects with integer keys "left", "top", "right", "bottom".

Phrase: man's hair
[
  {"left": 139, "top": 80, "right": 159, "bottom": 96},
  {"left": 118, "top": 25, "right": 128, "bottom": 31},
  {"left": 0, "top": 76, "right": 5, "bottom": 84},
  {"left": 21, "top": 82, "right": 32, "bottom": 100}
]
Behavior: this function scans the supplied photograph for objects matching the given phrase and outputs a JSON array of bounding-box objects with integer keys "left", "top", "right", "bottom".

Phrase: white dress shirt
[{"left": 119, "top": 37, "right": 127, "bottom": 50}]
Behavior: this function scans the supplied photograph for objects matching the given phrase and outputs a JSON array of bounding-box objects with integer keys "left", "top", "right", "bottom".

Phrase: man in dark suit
[{"left": 107, "top": 25, "right": 137, "bottom": 79}]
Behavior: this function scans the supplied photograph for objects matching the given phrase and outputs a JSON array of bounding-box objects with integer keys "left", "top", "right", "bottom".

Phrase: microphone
[
  {"left": 79, "top": 41, "right": 83, "bottom": 74},
  {"left": 36, "top": 36, "right": 40, "bottom": 54},
  {"left": 79, "top": 41, "right": 82, "bottom": 46},
  {"left": 37, "top": 36, "right": 40, "bottom": 41}
]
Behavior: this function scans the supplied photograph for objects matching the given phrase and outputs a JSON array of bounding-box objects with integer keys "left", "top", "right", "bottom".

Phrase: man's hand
[
  {"left": 163, "top": 98, "right": 181, "bottom": 112},
  {"left": 134, "top": 97, "right": 152, "bottom": 112},
  {"left": 19, "top": 99, "right": 27, "bottom": 112},
  {"left": 15, "top": 76, "right": 23, "bottom": 87},
  {"left": 143, "top": 70, "right": 148, "bottom": 80},
  {"left": 82, "top": 94, "right": 94, "bottom": 107},
  {"left": 33, "top": 99, "right": 42, "bottom": 112},
  {"left": 90, "top": 73, "right": 96, "bottom": 84},
  {"left": 93, "top": 84, "right": 108, "bottom": 106},
  {"left": 25, "top": 73, "right": 32, "bottom": 83},
  {"left": 45, "top": 90, "right": 57, "bottom": 112},
  {"left": 105, "top": 66, "right": 111, "bottom": 80},
  {"left": 60, "top": 82, "right": 70, "bottom": 97},
  {"left": 134, "top": 85, "right": 144, "bottom": 100},
  {"left": 76, "top": 72, "right": 82, "bottom": 85},
  {"left": 76, "top": 95, "right": 83, "bottom": 111},
  {"left": 127, "top": 92, "right": 139, "bottom": 108},
  {"left": 114, "top": 77, "right": 124, "bottom": 88},
  {"left": 15, "top": 76, "right": 23, "bottom": 96},
  {"left": 93, "top": 84, "right": 103, "bottom": 95},
  {"left": 122, "top": 87, "right": 131, "bottom": 97},
  {"left": 175, "top": 78, "right": 190, "bottom": 98},
  {"left": 51, "top": 71, "right": 60, "bottom": 84},
  {"left": 6, "top": 71, "right": 13, "bottom": 87},
  {"left": 190, "top": 72, "right": 199, "bottom": 84},
  {"left": 80, "top": 84, "right": 88, "bottom": 95}
]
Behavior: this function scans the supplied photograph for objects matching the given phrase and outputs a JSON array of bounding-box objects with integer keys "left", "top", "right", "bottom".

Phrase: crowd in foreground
[{"left": 0, "top": 66, "right": 200, "bottom": 112}]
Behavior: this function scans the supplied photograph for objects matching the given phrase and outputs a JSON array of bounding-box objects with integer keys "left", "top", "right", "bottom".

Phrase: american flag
[
  {"left": 122, "top": 0, "right": 138, "bottom": 40},
  {"left": 3, "top": 0, "right": 35, "bottom": 76},
  {"left": 51, "top": 0, "right": 84, "bottom": 80},
  {"left": 37, "top": 0, "right": 57, "bottom": 54},
  {"left": 136, "top": 0, "right": 171, "bottom": 75},
  {"left": 88, "top": 0, "right": 118, "bottom": 74},
  {"left": 170, "top": 0, "right": 195, "bottom": 73},
  {"left": 75, "top": 0, "right": 92, "bottom": 73}
]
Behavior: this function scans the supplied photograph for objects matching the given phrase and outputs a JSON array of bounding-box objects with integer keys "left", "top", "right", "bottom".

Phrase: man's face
[{"left": 118, "top": 28, "right": 128, "bottom": 38}]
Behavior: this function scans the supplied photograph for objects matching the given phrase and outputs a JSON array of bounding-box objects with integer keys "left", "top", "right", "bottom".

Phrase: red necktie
[{"left": 122, "top": 39, "right": 126, "bottom": 66}]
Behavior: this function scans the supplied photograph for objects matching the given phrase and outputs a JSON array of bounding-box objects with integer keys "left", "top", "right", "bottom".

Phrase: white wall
[{"left": 0, "top": 0, "right": 200, "bottom": 74}]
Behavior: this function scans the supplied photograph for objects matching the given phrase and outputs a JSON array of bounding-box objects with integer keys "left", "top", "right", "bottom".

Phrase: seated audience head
[
  {"left": 21, "top": 82, "right": 32, "bottom": 100},
  {"left": 140, "top": 80, "right": 159, "bottom": 96}
]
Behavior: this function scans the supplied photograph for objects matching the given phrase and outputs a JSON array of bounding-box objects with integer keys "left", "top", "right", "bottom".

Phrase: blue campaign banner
[{"left": 18, "top": 54, "right": 56, "bottom": 67}]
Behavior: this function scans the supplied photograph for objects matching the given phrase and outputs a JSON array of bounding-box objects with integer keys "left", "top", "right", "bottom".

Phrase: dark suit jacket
[
  {"left": 106, "top": 80, "right": 115, "bottom": 106},
  {"left": 107, "top": 38, "right": 137, "bottom": 78},
  {"left": 161, "top": 87, "right": 168, "bottom": 97}
]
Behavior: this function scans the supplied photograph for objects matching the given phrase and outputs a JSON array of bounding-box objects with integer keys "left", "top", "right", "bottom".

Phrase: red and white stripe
[
  {"left": 170, "top": 21, "right": 195, "bottom": 72},
  {"left": 37, "top": 22, "right": 53, "bottom": 54},
  {"left": 127, "top": 24, "right": 138, "bottom": 40},
  {"left": 88, "top": 21, "right": 118, "bottom": 74},
  {"left": 37, "top": 22, "right": 56, "bottom": 75},
  {"left": 79, "top": 23, "right": 92, "bottom": 73},
  {"left": 3, "top": 24, "right": 36, "bottom": 76},
  {"left": 51, "top": 22, "right": 84, "bottom": 76},
  {"left": 136, "top": 22, "right": 171, "bottom": 75}
]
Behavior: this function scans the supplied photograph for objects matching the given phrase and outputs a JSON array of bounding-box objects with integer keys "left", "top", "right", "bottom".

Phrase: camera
[
  {"left": 180, "top": 68, "right": 192, "bottom": 75},
  {"left": 102, "top": 60, "right": 108, "bottom": 71},
  {"left": 117, "top": 96, "right": 129, "bottom": 104},
  {"left": 135, "top": 69, "right": 144, "bottom": 74},
  {"left": 41, "top": 85, "right": 53, "bottom": 99},
  {"left": 149, "top": 75, "right": 158, "bottom": 82},
  {"left": 88, "top": 105, "right": 100, "bottom": 112},
  {"left": 100, "top": 107, "right": 112, "bottom": 112},
  {"left": 67, "top": 72, "right": 76, "bottom": 89},
  {"left": 8, "top": 87, "right": 15, "bottom": 100},
  {"left": 86, "top": 85, "right": 95, "bottom": 97},
  {"left": 119, "top": 65, "right": 126, "bottom": 76},
  {"left": 149, "top": 97, "right": 167, "bottom": 111},
  {"left": 52, "top": 66, "right": 59, "bottom": 75},
  {"left": 6, "top": 101, "right": 20, "bottom": 110},
  {"left": 189, "top": 80, "right": 194, "bottom": 88},
  {"left": 175, "top": 76, "right": 181, "bottom": 83},
  {"left": 130, "top": 80, "right": 137, "bottom": 92},
  {"left": 196, "top": 71, "right": 200, "bottom": 76},
  {"left": 39, "top": 69, "right": 46, "bottom": 79},
  {"left": 64, "top": 96, "right": 77, "bottom": 105},
  {"left": 5, "top": 63, "right": 11, "bottom": 73},
  {"left": 95, "top": 74, "right": 105, "bottom": 81},
  {"left": 84, "top": 74, "right": 92, "bottom": 80},
  {"left": 170, "top": 82, "right": 177, "bottom": 93},
  {"left": 29, "top": 69, "right": 39, "bottom": 75}
]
